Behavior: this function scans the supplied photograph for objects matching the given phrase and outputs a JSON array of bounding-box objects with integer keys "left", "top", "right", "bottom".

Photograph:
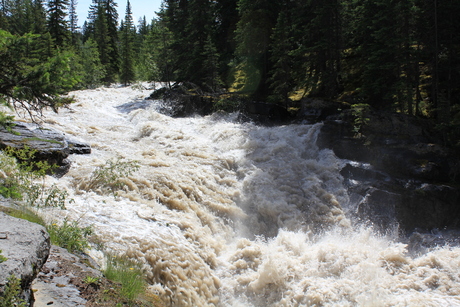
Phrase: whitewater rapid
[{"left": 37, "top": 85, "right": 460, "bottom": 306}]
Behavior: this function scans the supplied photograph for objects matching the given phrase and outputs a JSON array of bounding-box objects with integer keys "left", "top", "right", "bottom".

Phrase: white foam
[{"left": 36, "top": 85, "right": 460, "bottom": 306}]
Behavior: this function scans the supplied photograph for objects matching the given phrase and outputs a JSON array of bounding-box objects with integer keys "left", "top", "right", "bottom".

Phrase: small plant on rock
[
  {"left": 0, "top": 250, "right": 7, "bottom": 263},
  {"left": 83, "top": 275, "right": 100, "bottom": 287}
]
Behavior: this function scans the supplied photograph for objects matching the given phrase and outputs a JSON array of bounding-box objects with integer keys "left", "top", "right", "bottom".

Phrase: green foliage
[
  {"left": 78, "top": 38, "right": 106, "bottom": 88},
  {"left": 1, "top": 205, "right": 92, "bottom": 254},
  {"left": 0, "top": 275, "right": 27, "bottom": 307},
  {"left": 143, "top": 18, "right": 173, "bottom": 84},
  {"left": 119, "top": 1, "right": 136, "bottom": 86},
  {"left": 83, "top": 275, "right": 100, "bottom": 285},
  {"left": 1, "top": 206, "right": 46, "bottom": 227},
  {"left": 0, "top": 109, "right": 15, "bottom": 132},
  {"left": 103, "top": 255, "right": 146, "bottom": 303},
  {"left": 351, "top": 103, "right": 370, "bottom": 138},
  {"left": 0, "top": 147, "right": 70, "bottom": 209},
  {"left": 0, "top": 30, "right": 78, "bottom": 118},
  {"left": 161, "top": 0, "right": 222, "bottom": 90},
  {"left": 213, "top": 95, "right": 243, "bottom": 113},
  {"left": 0, "top": 250, "right": 7, "bottom": 263},
  {"left": 47, "top": 218, "right": 93, "bottom": 253},
  {"left": 47, "top": 0, "right": 70, "bottom": 47},
  {"left": 84, "top": 158, "right": 140, "bottom": 197},
  {"left": 85, "top": 0, "right": 120, "bottom": 83}
]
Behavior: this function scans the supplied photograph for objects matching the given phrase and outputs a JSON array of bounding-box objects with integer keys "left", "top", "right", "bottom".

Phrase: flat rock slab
[{"left": 0, "top": 212, "right": 50, "bottom": 305}]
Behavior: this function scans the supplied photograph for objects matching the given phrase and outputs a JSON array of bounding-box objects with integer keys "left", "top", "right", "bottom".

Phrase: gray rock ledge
[{"left": 0, "top": 212, "right": 50, "bottom": 306}]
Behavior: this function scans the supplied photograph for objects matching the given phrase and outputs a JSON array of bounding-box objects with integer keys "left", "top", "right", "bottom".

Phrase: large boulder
[
  {"left": 341, "top": 162, "right": 460, "bottom": 232},
  {"left": 0, "top": 212, "right": 50, "bottom": 306}
]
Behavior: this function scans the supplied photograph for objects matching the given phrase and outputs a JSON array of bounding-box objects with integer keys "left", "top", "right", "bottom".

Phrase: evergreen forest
[{"left": 1, "top": 0, "right": 460, "bottom": 145}]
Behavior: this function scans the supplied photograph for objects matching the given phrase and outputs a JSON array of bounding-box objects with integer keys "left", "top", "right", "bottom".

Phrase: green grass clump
[
  {"left": 103, "top": 255, "right": 146, "bottom": 304},
  {"left": 1, "top": 207, "right": 46, "bottom": 227}
]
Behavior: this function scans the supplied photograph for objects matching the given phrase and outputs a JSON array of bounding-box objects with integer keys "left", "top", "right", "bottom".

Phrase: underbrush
[
  {"left": 79, "top": 158, "right": 140, "bottom": 197},
  {"left": 0, "top": 275, "right": 26, "bottom": 307}
]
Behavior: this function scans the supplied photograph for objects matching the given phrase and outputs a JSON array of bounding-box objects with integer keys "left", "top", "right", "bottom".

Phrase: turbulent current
[{"left": 38, "top": 85, "right": 460, "bottom": 306}]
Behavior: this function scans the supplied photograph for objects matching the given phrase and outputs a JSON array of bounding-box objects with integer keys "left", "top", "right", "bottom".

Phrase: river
[{"left": 39, "top": 85, "right": 460, "bottom": 306}]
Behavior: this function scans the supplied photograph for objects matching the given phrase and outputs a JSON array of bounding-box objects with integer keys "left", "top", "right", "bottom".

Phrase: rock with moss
[
  {"left": 0, "top": 212, "right": 50, "bottom": 306},
  {"left": 0, "top": 122, "right": 91, "bottom": 176}
]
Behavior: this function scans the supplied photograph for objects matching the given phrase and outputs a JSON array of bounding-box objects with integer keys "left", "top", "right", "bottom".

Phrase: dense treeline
[{"left": 1, "top": 0, "right": 459, "bottom": 144}]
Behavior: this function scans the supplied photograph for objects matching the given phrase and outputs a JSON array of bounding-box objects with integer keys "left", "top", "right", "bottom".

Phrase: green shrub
[
  {"left": 0, "top": 250, "right": 7, "bottom": 263},
  {"left": 0, "top": 152, "right": 23, "bottom": 199},
  {"left": 0, "top": 275, "right": 26, "bottom": 307},
  {"left": 0, "top": 111, "right": 15, "bottom": 133},
  {"left": 47, "top": 218, "right": 93, "bottom": 253},
  {"left": 84, "top": 158, "right": 140, "bottom": 197}
]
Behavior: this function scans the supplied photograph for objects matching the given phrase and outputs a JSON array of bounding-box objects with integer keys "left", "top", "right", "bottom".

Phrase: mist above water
[{"left": 39, "top": 85, "right": 460, "bottom": 306}]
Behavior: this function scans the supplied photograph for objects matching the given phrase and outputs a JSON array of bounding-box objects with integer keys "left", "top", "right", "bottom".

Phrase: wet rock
[
  {"left": 0, "top": 212, "right": 50, "bottom": 306},
  {"left": 340, "top": 161, "right": 460, "bottom": 232},
  {"left": 244, "top": 101, "right": 293, "bottom": 124},
  {"left": 297, "top": 98, "right": 343, "bottom": 122},
  {"left": 315, "top": 107, "right": 460, "bottom": 232}
]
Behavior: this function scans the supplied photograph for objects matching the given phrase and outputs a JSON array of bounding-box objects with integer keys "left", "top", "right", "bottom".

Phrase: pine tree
[
  {"left": 93, "top": 3, "right": 111, "bottom": 78},
  {"left": 161, "top": 0, "right": 221, "bottom": 90},
  {"left": 68, "top": 0, "right": 79, "bottom": 45},
  {"left": 214, "top": 0, "right": 238, "bottom": 86},
  {"left": 47, "top": 0, "right": 70, "bottom": 47},
  {"left": 268, "top": 6, "right": 295, "bottom": 105},
  {"left": 234, "top": 0, "right": 280, "bottom": 99},
  {"left": 85, "top": 0, "right": 120, "bottom": 84},
  {"left": 343, "top": 0, "right": 401, "bottom": 110},
  {"left": 120, "top": 0, "right": 136, "bottom": 85},
  {"left": 0, "top": 30, "right": 80, "bottom": 117},
  {"left": 4, "top": 0, "right": 29, "bottom": 34},
  {"left": 136, "top": 17, "right": 161, "bottom": 82},
  {"left": 103, "top": 0, "right": 120, "bottom": 82},
  {"left": 31, "top": 0, "right": 47, "bottom": 34},
  {"left": 79, "top": 38, "right": 106, "bottom": 88},
  {"left": 146, "top": 15, "right": 173, "bottom": 85},
  {"left": 0, "top": 0, "right": 9, "bottom": 30}
]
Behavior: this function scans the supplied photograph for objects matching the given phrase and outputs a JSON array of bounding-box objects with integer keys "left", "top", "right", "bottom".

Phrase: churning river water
[{"left": 38, "top": 85, "right": 460, "bottom": 306}]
